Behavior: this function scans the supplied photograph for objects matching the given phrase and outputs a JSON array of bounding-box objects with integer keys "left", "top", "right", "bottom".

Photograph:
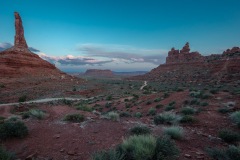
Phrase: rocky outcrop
[
  {"left": 131, "top": 43, "right": 240, "bottom": 84},
  {"left": 14, "top": 12, "right": 28, "bottom": 49},
  {"left": 223, "top": 47, "right": 240, "bottom": 55},
  {"left": 0, "top": 12, "right": 64, "bottom": 77},
  {"left": 166, "top": 42, "right": 204, "bottom": 64},
  {"left": 84, "top": 69, "right": 113, "bottom": 77}
]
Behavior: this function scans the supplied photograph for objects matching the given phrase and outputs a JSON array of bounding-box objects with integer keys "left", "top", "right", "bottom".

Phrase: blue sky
[{"left": 0, "top": 0, "right": 240, "bottom": 72}]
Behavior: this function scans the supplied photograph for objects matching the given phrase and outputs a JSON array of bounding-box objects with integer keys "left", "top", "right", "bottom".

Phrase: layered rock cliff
[{"left": 131, "top": 43, "right": 240, "bottom": 84}]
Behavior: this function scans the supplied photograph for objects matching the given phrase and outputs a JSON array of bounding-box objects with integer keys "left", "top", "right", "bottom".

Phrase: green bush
[
  {"left": 154, "top": 98, "right": 161, "bottom": 102},
  {"left": 165, "top": 105, "right": 175, "bottom": 111},
  {"left": 146, "top": 101, "right": 152, "bottom": 105},
  {"left": 230, "top": 111, "right": 240, "bottom": 128},
  {"left": 106, "top": 95, "right": 112, "bottom": 101},
  {"left": 119, "top": 112, "right": 131, "bottom": 117},
  {"left": 207, "top": 145, "right": 240, "bottom": 160},
  {"left": 180, "top": 115, "right": 196, "bottom": 123},
  {"left": 0, "top": 146, "right": 15, "bottom": 160},
  {"left": 154, "top": 112, "right": 181, "bottom": 125},
  {"left": 148, "top": 108, "right": 156, "bottom": 116},
  {"left": 130, "top": 125, "right": 151, "bottom": 135},
  {"left": 0, "top": 116, "right": 5, "bottom": 121},
  {"left": 92, "top": 135, "right": 179, "bottom": 160},
  {"left": 0, "top": 120, "right": 28, "bottom": 139},
  {"left": 18, "top": 95, "right": 27, "bottom": 102},
  {"left": 119, "top": 135, "right": 157, "bottom": 160},
  {"left": 180, "top": 107, "right": 196, "bottom": 115},
  {"left": 190, "top": 98, "right": 200, "bottom": 105},
  {"left": 76, "top": 104, "right": 93, "bottom": 112},
  {"left": 163, "top": 92, "right": 169, "bottom": 98},
  {"left": 64, "top": 114, "right": 84, "bottom": 123},
  {"left": 218, "top": 129, "right": 240, "bottom": 143},
  {"left": 155, "top": 104, "right": 163, "bottom": 109},
  {"left": 91, "top": 149, "right": 124, "bottom": 160},
  {"left": 62, "top": 99, "right": 73, "bottom": 106},
  {"left": 105, "top": 102, "right": 112, "bottom": 108},
  {"left": 169, "top": 101, "right": 176, "bottom": 106},
  {"left": 163, "top": 126, "right": 184, "bottom": 140},
  {"left": 153, "top": 136, "right": 179, "bottom": 160},
  {"left": 104, "top": 112, "right": 120, "bottom": 121},
  {"left": 200, "top": 102, "right": 209, "bottom": 106},
  {"left": 210, "top": 89, "right": 219, "bottom": 94},
  {"left": 218, "top": 107, "right": 231, "bottom": 114},
  {"left": 29, "top": 109, "right": 46, "bottom": 119},
  {"left": 135, "top": 112, "right": 142, "bottom": 118}
]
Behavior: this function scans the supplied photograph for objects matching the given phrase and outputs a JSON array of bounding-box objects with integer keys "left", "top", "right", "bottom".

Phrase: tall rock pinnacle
[{"left": 14, "top": 12, "right": 28, "bottom": 49}]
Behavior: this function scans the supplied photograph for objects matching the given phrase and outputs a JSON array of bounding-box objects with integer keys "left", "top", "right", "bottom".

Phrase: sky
[{"left": 0, "top": 0, "right": 240, "bottom": 72}]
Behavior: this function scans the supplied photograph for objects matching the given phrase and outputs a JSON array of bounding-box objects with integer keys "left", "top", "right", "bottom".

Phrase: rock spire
[{"left": 14, "top": 12, "right": 28, "bottom": 49}]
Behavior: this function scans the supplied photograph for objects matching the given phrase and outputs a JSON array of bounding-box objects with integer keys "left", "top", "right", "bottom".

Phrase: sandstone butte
[
  {"left": 0, "top": 12, "right": 69, "bottom": 78},
  {"left": 131, "top": 42, "right": 240, "bottom": 84},
  {"left": 84, "top": 69, "right": 114, "bottom": 77}
]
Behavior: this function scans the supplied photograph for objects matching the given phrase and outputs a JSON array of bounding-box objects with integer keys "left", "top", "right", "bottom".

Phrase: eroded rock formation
[
  {"left": 131, "top": 43, "right": 240, "bottom": 84},
  {"left": 14, "top": 12, "right": 28, "bottom": 49},
  {"left": 166, "top": 42, "right": 204, "bottom": 64}
]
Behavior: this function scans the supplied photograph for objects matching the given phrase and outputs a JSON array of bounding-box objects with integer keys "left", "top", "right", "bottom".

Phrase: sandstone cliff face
[
  {"left": 132, "top": 43, "right": 240, "bottom": 84},
  {"left": 84, "top": 69, "right": 114, "bottom": 77},
  {"left": 0, "top": 12, "right": 64, "bottom": 78}
]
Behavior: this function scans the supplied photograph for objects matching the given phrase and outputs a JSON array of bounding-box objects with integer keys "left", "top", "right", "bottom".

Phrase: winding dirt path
[
  {"left": 0, "top": 97, "right": 91, "bottom": 107},
  {"left": 140, "top": 81, "right": 148, "bottom": 90}
]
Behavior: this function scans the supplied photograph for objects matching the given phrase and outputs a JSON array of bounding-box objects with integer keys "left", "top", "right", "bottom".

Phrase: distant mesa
[{"left": 84, "top": 69, "right": 114, "bottom": 77}]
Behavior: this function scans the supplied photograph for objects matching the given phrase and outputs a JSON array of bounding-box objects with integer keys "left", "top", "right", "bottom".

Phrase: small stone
[
  {"left": 60, "top": 148, "right": 65, "bottom": 152},
  {"left": 67, "top": 151, "right": 75, "bottom": 155},
  {"left": 184, "top": 154, "right": 191, "bottom": 158},
  {"left": 53, "top": 134, "right": 60, "bottom": 139}
]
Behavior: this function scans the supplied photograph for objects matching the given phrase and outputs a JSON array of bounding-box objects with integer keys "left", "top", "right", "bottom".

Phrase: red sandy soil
[{"left": 1, "top": 91, "right": 240, "bottom": 160}]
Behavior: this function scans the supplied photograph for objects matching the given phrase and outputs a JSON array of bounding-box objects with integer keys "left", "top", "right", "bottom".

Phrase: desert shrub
[
  {"left": 165, "top": 105, "right": 175, "bottom": 111},
  {"left": 218, "top": 107, "right": 231, "bottom": 114},
  {"left": 146, "top": 101, "right": 152, "bottom": 105},
  {"left": 104, "top": 112, "right": 120, "bottom": 121},
  {"left": 29, "top": 109, "right": 46, "bottom": 119},
  {"left": 206, "top": 145, "right": 240, "bottom": 160},
  {"left": 21, "top": 112, "right": 30, "bottom": 119},
  {"left": 154, "top": 98, "right": 161, "bottom": 102},
  {"left": 210, "top": 89, "right": 219, "bottom": 94},
  {"left": 218, "top": 129, "right": 240, "bottom": 143},
  {"left": 0, "top": 116, "right": 5, "bottom": 121},
  {"left": 133, "top": 94, "right": 139, "bottom": 99},
  {"left": 64, "top": 114, "right": 84, "bottom": 123},
  {"left": 201, "top": 94, "right": 211, "bottom": 99},
  {"left": 106, "top": 95, "right": 112, "bottom": 101},
  {"left": 148, "top": 108, "right": 156, "bottom": 116},
  {"left": 200, "top": 102, "right": 209, "bottom": 106},
  {"left": 0, "top": 146, "right": 15, "bottom": 160},
  {"left": 180, "top": 115, "right": 196, "bottom": 123},
  {"left": 169, "top": 101, "right": 176, "bottom": 106},
  {"left": 189, "top": 91, "right": 202, "bottom": 98},
  {"left": 76, "top": 104, "right": 93, "bottom": 112},
  {"left": 91, "top": 149, "right": 124, "bottom": 160},
  {"left": 230, "top": 111, "right": 240, "bottom": 128},
  {"left": 163, "top": 92, "right": 169, "bottom": 98},
  {"left": 153, "top": 136, "right": 179, "bottom": 160},
  {"left": 62, "top": 99, "right": 73, "bottom": 106},
  {"left": 181, "top": 107, "right": 196, "bottom": 115},
  {"left": 105, "top": 102, "right": 112, "bottom": 108},
  {"left": 155, "top": 104, "right": 163, "bottom": 109},
  {"left": 0, "top": 84, "right": 5, "bottom": 88},
  {"left": 135, "top": 112, "right": 142, "bottom": 118},
  {"left": 154, "top": 112, "right": 181, "bottom": 125},
  {"left": 0, "top": 120, "right": 28, "bottom": 139},
  {"left": 18, "top": 95, "right": 27, "bottom": 102},
  {"left": 119, "top": 135, "right": 156, "bottom": 160},
  {"left": 190, "top": 98, "right": 200, "bottom": 105},
  {"left": 177, "top": 88, "right": 183, "bottom": 92},
  {"left": 119, "top": 112, "right": 131, "bottom": 117},
  {"left": 163, "top": 126, "right": 184, "bottom": 140},
  {"left": 130, "top": 125, "right": 151, "bottom": 135}
]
